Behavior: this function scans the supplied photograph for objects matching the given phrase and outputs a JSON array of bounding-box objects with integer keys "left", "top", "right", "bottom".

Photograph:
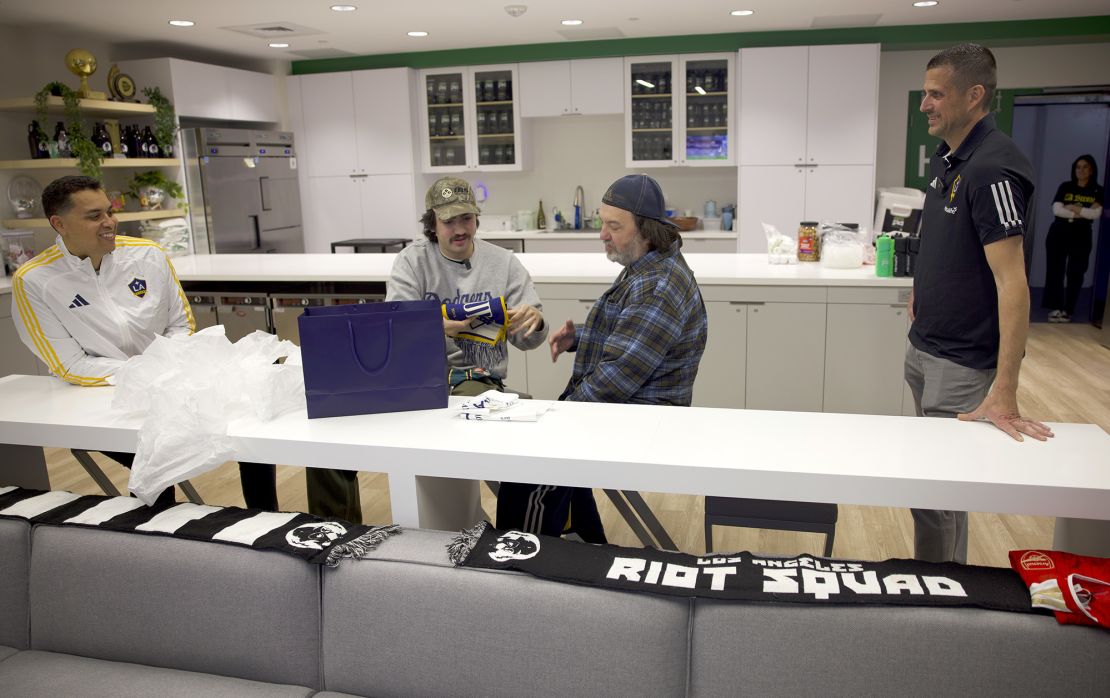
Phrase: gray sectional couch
[{"left": 0, "top": 517, "right": 1106, "bottom": 696}]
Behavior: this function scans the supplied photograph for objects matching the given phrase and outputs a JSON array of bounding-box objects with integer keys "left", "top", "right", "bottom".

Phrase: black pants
[
  {"left": 1043, "top": 220, "right": 1093, "bottom": 315},
  {"left": 496, "top": 483, "right": 607, "bottom": 544},
  {"left": 101, "top": 452, "right": 278, "bottom": 511}
]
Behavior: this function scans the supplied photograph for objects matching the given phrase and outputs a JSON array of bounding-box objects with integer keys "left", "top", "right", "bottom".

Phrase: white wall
[
  {"left": 876, "top": 42, "right": 1110, "bottom": 189},
  {"left": 414, "top": 114, "right": 738, "bottom": 225}
]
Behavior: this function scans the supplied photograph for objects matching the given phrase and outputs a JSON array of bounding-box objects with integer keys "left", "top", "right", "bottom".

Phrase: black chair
[{"left": 704, "top": 496, "right": 837, "bottom": 557}]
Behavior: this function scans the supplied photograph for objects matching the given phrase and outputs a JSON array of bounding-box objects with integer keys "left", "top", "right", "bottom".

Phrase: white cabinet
[
  {"left": 117, "top": 58, "right": 279, "bottom": 123},
  {"left": 823, "top": 291, "right": 911, "bottom": 416},
  {"left": 692, "top": 301, "right": 747, "bottom": 408},
  {"left": 737, "top": 44, "right": 878, "bottom": 252},
  {"left": 625, "top": 53, "right": 735, "bottom": 168},
  {"left": 299, "top": 68, "right": 417, "bottom": 177},
  {"left": 418, "top": 64, "right": 524, "bottom": 172},
  {"left": 526, "top": 292, "right": 600, "bottom": 400},
  {"left": 291, "top": 70, "right": 420, "bottom": 252},
  {"left": 0, "top": 298, "right": 45, "bottom": 377},
  {"left": 519, "top": 58, "right": 623, "bottom": 117},
  {"left": 745, "top": 302, "right": 826, "bottom": 412},
  {"left": 736, "top": 164, "right": 876, "bottom": 253}
]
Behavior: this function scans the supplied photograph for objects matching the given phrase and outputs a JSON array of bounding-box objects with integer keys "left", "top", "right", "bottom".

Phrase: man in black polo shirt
[{"left": 906, "top": 44, "right": 1054, "bottom": 564}]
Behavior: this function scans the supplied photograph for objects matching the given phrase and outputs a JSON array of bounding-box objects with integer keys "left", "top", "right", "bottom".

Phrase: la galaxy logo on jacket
[{"left": 128, "top": 277, "right": 147, "bottom": 298}]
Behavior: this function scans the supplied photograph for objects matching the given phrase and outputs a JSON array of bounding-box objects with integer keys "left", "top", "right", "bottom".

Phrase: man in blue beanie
[{"left": 496, "top": 174, "right": 708, "bottom": 543}]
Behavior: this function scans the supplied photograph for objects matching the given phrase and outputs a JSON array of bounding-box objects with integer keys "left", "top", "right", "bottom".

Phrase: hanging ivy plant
[
  {"left": 142, "top": 86, "right": 178, "bottom": 156},
  {"left": 34, "top": 81, "right": 102, "bottom": 178}
]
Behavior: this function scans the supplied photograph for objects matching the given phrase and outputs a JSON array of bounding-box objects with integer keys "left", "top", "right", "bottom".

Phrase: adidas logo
[{"left": 68, "top": 294, "right": 90, "bottom": 309}]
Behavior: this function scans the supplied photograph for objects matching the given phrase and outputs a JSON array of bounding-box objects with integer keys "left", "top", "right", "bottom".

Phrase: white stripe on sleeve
[
  {"left": 136, "top": 503, "right": 222, "bottom": 533},
  {"left": 0, "top": 491, "right": 82, "bottom": 518},
  {"left": 991, "top": 183, "right": 1008, "bottom": 226},
  {"left": 1004, "top": 180, "right": 1022, "bottom": 227},
  {"left": 64, "top": 496, "right": 146, "bottom": 525},
  {"left": 212, "top": 511, "right": 300, "bottom": 545},
  {"left": 0, "top": 486, "right": 16, "bottom": 497}
]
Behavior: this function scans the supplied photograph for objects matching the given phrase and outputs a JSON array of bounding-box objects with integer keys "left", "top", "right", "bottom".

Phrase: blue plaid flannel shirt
[{"left": 559, "top": 242, "right": 708, "bottom": 405}]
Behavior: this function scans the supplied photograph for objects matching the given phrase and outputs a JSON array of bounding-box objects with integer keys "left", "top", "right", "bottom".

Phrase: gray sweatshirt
[{"left": 386, "top": 238, "right": 548, "bottom": 380}]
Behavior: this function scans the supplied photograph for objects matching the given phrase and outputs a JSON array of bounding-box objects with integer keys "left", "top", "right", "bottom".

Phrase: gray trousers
[{"left": 904, "top": 344, "right": 996, "bottom": 564}]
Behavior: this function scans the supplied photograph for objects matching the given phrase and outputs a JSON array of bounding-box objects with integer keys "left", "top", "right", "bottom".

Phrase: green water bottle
[{"left": 875, "top": 234, "right": 894, "bottom": 278}]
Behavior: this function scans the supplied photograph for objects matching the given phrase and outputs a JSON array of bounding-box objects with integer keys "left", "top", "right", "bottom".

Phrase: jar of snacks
[
  {"left": 797, "top": 221, "right": 819, "bottom": 262},
  {"left": 2, "top": 230, "right": 36, "bottom": 275}
]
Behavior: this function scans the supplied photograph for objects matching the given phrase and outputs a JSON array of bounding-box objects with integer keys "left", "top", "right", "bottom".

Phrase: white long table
[{"left": 1, "top": 374, "right": 1108, "bottom": 531}]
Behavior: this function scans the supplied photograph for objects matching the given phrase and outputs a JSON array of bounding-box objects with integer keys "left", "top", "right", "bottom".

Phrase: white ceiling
[{"left": 0, "top": 0, "right": 1105, "bottom": 65}]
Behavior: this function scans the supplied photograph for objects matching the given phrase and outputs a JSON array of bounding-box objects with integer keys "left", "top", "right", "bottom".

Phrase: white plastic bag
[
  {"left": 819, "top": 222, "right": 869, "bottom": 269},
  {"left": 762, "top": 222, "right": 797, "bottom": 264},
  {"left": 112, "top": 326, "right": 302, "bottom": 505}
]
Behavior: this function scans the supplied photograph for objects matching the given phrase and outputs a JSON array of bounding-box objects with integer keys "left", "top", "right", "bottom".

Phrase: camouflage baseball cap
[{"left": 425, "top": 177, "right": 481, "bottom": 221}]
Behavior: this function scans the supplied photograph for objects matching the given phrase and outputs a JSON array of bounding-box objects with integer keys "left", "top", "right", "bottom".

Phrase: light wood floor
[{"left": 43, "top": 323, "right": 1109, "bottom": 567}]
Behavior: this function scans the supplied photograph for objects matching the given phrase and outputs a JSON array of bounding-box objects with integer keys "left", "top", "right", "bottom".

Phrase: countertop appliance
[{"left": 181, "top": 128, "right": 304, "bottom": 254}]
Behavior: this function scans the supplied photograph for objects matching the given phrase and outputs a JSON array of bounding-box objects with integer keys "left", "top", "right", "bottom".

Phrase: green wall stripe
[{"left": 292, "top": 15, "right": 1110, "bottom": 75}]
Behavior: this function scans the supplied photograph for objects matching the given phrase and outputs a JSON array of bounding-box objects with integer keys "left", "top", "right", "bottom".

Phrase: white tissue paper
[
  {"left": 455, "top": 389, "right": 551, "bottom": 422},
  {"left": 111, "top": 326, "right": 303, "bottom": 505}
]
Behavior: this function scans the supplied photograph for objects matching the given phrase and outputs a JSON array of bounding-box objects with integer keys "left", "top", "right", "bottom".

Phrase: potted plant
[
  {"left": 127, "top": 171, "right": 184, "bottom": 210},
  {"left": 34, "top": 81, "right": 102, "bottom": 178}
]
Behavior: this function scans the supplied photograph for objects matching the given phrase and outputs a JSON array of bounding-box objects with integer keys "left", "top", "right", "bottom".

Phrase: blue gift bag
[{"left": 298, "top": 300, "right": 448, "bottom": 419}]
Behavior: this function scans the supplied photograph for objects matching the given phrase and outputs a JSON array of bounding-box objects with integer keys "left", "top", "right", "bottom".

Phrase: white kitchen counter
[{"left": 168, "top": 253, "right": 911, "bottom": 288}]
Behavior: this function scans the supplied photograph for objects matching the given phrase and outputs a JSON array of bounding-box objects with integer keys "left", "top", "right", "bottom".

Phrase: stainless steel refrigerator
[{"left": 181, "top": 128, "right": 304, "bottom": 254}]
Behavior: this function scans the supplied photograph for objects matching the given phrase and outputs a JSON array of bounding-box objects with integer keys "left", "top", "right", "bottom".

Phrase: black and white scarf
[
  {"left": 0, "top": 486, "right": 400, "bottom": 567},
  {"left": 450, "top": 521, "right": 1037, "bottom": 614}
]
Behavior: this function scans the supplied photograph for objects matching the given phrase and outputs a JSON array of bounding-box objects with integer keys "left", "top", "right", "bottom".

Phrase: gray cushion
[
  {"left": 0, "top": 646, "right": 18, "bottom": 663},
  {"left": 0, "top": 519, "right": 30, "bottom": 649},
  {"left": 0, "top": 650, "right": 313, "bottom": 698},
  {"left": 690, "top": 600, "right": 1110, "bottom": 695},
  {"left": 322, "top": 529, "right": 690, "bottom": 698},
  {"left": 29, "top": 526, "right": 322, "bottom": 688}
]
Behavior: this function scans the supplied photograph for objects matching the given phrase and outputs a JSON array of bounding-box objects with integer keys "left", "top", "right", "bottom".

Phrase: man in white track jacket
[{"left": 10, "top": 175, "right": 277, "bottom": 510}]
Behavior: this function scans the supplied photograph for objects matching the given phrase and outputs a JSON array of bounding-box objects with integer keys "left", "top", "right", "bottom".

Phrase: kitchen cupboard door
[
  {"left": 805, "top": 44, "right": 879, "bottom": 166},
  {"left": 737, "top": 165, "right": 806, "bottom": 253},
  {"left": 625, "top": 55, "right": 679, "bottom": 168},
  {"left": 0, "top": 303, "right": 45, "bottom": 377},
  {"left": 352, "top": 68, "right": 417, "bottom": 175},
  {"left": 570, "top": 58, "right": 623, "bottom": 115},
  {"left": 168, "top": 60, "right": 227, "bottom": 120},
  {"left": 803, "top": 164, "right": 875, "bottom": 231},
  {"left": 745, "top": 302, "right": 826, "bottom": 412},
  {"left": 303, "top": 176, "right": 364, "bottom": 253},
  {"left": 692, "top": 301, "right": 746, "bottom": 408},
  {"left": 823, "top": 303, "right": 909, "bottom": 415},
  {"left": 738, "top": 46, "right": 808, "bottom": 166},
  {"left": 299, "top": 72, "right": 359, "bottom": 178},
  {"left": 357, "top": 174, "right": 418, "bottom": 239},
  {"left": 526, "top": 298, "right": 596, "bottom": 400},
  {"left": 519, "top": 61, "right": 572, "bottom": 117},
  {"left": 506, "top": 345, "right": 528, "bottom": 394},
  {"left": 227, "top": 67, "right": 278, "bottom": 123}
]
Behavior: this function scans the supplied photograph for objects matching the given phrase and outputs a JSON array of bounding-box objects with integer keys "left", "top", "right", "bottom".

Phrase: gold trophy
[{"left": 65, "top": 48, "right": 107, "bottom": 100}]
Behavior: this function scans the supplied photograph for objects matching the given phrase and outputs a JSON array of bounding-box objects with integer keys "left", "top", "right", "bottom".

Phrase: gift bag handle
[{"left": 348, "top": 317, "right": 392, "bottom": 375}]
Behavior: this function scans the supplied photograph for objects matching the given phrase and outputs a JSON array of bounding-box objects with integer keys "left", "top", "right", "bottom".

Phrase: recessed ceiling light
[
  {"left": 912, "top": 1, "right": 938, "bottom": 6},
  {"left": 407, "top": 31, "right": 428, "bottom": 37},
  {"left": 168, "top": 20, "right": 195, "bottom": 27},
  {"left": 269, "top": 43, "right": 290, "bottom": 48},
  {"left": 730, "top": 9, "right": 755, "bottom": 16},
  {"left": 561, "top": 19, "right": 583, "bottom": 26},
  {"left": 330, "top": 5, "right": 357, "bottom": 11}
]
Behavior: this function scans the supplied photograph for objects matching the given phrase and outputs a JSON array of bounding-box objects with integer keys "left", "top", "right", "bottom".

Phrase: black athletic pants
[
  {"left": 1043, "top": 220, "right": 1093, "bottom": 316},
  {"left": 101, "top": 451, "right": 278, "bottom": 511},
  {"left": 496, "top": 483, "right": 607, "bottom": 543}
]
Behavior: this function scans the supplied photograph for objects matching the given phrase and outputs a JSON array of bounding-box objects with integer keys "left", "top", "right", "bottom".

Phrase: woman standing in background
[{"left": 1043, "top": 154, "right": 1104, "bottom": 322}]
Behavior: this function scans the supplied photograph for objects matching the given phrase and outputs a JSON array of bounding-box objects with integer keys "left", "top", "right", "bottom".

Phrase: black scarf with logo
[
  {"left": 450, "top": 521, "right": 1036, "bottom": 614},
  {"left": 0, "top": 486, "right": 399, "bottom": 567}
]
